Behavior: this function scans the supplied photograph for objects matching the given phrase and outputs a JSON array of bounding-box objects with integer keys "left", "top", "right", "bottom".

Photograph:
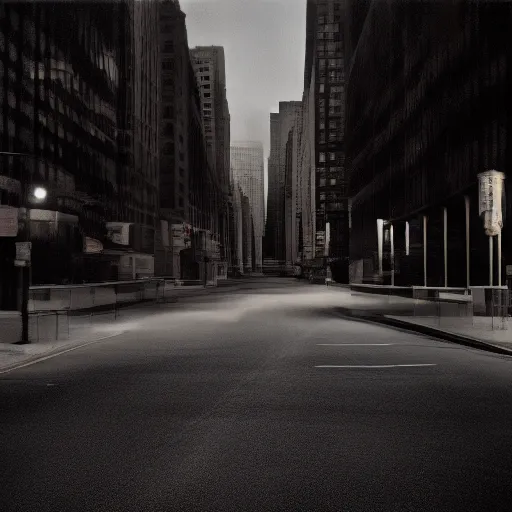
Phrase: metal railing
[{"left": 349, "top": 283, "right": 510, "bottom": 331}]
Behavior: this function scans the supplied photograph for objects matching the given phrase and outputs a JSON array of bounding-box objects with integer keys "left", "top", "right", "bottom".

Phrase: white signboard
[
  {"left": 106, "top": 222, "right": 131, "bottom": 245},
  {"left": 84, "top": 237, "right": 103, "bottom": 254},
  {"left": 16, "top": 241, "right": 32, "bottom": 262},
  {"left": 478, "top": 170, "right": 505, "bottom": 236},
  {"left": 172, "top": 224, "right": 185, "bottom": 249},
  {"left": 0, "top": 206, "right": 18, "bottom": 237}
]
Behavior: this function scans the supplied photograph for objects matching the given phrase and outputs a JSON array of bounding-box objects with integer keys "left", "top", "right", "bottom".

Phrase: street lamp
[
  {"left": 0, "top": 151, "right": 48, "bottom": 343},
  {"left": 33, "top": 187, "right": 47, "bottom": 201}
]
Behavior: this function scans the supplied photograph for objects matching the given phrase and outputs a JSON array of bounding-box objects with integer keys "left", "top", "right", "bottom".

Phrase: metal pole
[
  {"left": 489, "top": 236, "right": 493, "bottom": 286},
  {"left": 465, "top": 196, "right": 470, "bottom": 289},
  {"left": 498, "top": 230, "right": 502, "bottom": 287},
  {"left": 443, "top": 207, "right": 448, "bottom": 288},
  {"left": 423, "top": 215, "right": 428, "bottom": 287},
  {"left": 405, "top": 221, "right": 410, "bottom": 256},
  {"left": 390, "top": 223, "right": 395, "bottom": 287}
]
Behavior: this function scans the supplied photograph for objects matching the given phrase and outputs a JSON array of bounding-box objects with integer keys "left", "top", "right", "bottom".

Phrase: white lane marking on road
[
  {"left": 315, "top": 364, "right": 437, "bottom": 368},
  {"left": 0, "top": 331, "right": 125, "bottom": 375},
  {"left": 317, "top": 344, "right": 395, "bottom": 346}
]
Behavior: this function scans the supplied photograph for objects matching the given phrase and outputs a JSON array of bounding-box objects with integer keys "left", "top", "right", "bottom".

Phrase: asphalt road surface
[{"left": 2, "top": 279, "right": 512, "bottom": 511}]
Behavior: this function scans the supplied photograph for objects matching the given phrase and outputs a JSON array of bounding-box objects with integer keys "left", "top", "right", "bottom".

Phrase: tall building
[
  {"left": 111, "top": 0, "right": 160, "bottom": 280},
  {"left": 190, "top": 45, "right": 231, "bottom": 274},
  {"left": 301, "top": 0, "right": 349, "bottom": 281},
  {"left": 157, "top": 0, "right": 192, "bottom": 277},
  {"left": 157, "top": 0, "right": 224, "bottom": 282},
  {"left": 265, "top": 102, "right": 301, "bottom": 270},
  {"left": 346, "top": 1, "right": 512, "bottom": 287},
  {"left": 0, "top": 1, "right": 159, "bottom": 295},
  {"left": 230, "top": 141, "right": 264, "bottom": 272}
]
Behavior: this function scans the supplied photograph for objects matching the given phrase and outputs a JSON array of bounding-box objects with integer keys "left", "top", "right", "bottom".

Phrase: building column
[
  {"left": 464, "top": 196, "right": 470, "bottom": 288},
  {"left": 390, "top": 223, "right": 395, "bottom": 287},
  {"left": 489, "top": 236, "right": 493, "bottom": 286},
  {"left": 443, "top": 207, "right": 448, "bottom": 288},
  {"left": 377, "top": 219, "right": 384, "bottom": 277},
  {"left": 423, "top": 215, "right": 428, "bottom": 287},
  {"left": 498, "top": 231, "right": 502, "bottom": 287}
]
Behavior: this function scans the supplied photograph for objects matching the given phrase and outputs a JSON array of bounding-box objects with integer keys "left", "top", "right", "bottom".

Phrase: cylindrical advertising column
[{"left": 477, "top": 170, "right": 505, "bottom": 287}]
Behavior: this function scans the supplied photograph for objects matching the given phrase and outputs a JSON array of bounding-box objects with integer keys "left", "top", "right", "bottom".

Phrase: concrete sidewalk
[
  {"left": 0, "top": 279, "right": 272, "bottom": 371},
  {"left": 332, "top": 290, "right": 512, "bottom": 355}
]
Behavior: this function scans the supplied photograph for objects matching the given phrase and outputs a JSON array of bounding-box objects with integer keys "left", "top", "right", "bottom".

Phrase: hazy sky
[{"left": 179, "top": 0, "right": 306, "bottom": 198}]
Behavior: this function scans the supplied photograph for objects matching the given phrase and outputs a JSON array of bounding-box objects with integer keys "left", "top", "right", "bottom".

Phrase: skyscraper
[
  {"left": 302, "top": 0, "right": 349, "bottom": 281},
  {"left": 265, "top": 102, "right": 302, "bottom": 270},
  {"left": 0, "top": 0, "right": 159, "bottom": 289},
  {"left": 157, "top": 1, "right": 225, "bottom": 282},
  {"left": 230, "top": 142, "right": 264, "bottom": 272},
  {"left": 190, "top": 46, "right": 230, "bottom": 195},
  {"left": 190, "top": 46, "right": 231, "bottom": 272}
]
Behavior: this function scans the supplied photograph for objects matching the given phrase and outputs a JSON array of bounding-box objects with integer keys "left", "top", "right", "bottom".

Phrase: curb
[
  {"left": 333, "top": 308, "right": 512, "bottom": 357},
  {"left": 0, "top": 331, "right": 126, "bottom": 375}
]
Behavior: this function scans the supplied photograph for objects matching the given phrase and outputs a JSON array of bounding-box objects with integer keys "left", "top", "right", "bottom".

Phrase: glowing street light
[{"left": 33, "top": 187, "right": 47, "bottom": 201}]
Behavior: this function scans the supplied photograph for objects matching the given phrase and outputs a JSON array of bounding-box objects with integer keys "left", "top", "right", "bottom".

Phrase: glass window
[
  {"left": 329, "top": 152, "right": 335, "bottom": 161},
  {"left": 319, "top": 83, "right": 324, "bottom": 93},
  {"left": 330, "top": 178, "right": 336, "bottom": 186},
  {"left": 319, "top": 152, "right": 326, "bottom": 163},
  {"left": 162, "top": 60, "right": 174, "bottom": 71}
]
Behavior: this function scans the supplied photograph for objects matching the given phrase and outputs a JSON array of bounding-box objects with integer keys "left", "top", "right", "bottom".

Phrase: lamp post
[{"left": 0, "top": 151, "right": 47, "bottom": 343}]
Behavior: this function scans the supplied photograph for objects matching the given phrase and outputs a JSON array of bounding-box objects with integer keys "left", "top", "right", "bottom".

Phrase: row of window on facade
[
  {"left": 318, "top": 70, "right": 345, "bottom": 82},
  {"left": 318, "top": 58, "right": 344, "bottom": 69},
  {"left": 319, "top": 84, "right": 344, "bottom": 95},
  {"left": 318, "top": 152, "right": 344, "bottom": 164}
]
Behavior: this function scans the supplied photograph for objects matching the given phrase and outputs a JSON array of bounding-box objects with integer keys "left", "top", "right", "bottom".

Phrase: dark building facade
[
  {"left": 265, "top": 102, "right": 301, "bottom": 270},
  {"left": 190, "top": 46, "right": 231, "bottom": 276},
  {"left": 347, "top": 0, "right": 512, "bottom": 287},
  {"left": 0, "top": 0, "right": 159, "bottom": 305},
  {"left": 303, "top": 0, "right": 349, "bottom": 281},
  {"left": 157, "top": 1, "right": 226, "bottom": 281}
]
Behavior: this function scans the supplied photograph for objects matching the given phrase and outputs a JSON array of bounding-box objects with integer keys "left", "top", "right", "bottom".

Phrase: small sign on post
[
  {"left": 15, "top": 241, "right": 32, "bottom": 267},
  {"left": 0, "top": 206, "right": 19, "bottom": 237}
]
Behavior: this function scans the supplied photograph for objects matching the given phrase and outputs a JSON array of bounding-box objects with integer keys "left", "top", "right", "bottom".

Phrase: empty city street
[{"left": 1, "top": 279, "right": 512, "bottom": 512}]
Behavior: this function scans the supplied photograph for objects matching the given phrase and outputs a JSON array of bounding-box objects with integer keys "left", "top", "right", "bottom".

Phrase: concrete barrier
[{"left": 0, "top": 311, "right": 22, "bottom": 344}]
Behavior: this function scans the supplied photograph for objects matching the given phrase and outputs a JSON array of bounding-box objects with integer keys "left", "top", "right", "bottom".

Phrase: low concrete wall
[
  {"left": 0, "top": 311, "right": 22, "bottom": 344},
  {"left": 29, "top": 279, "right": 170, "bottom": 312}
]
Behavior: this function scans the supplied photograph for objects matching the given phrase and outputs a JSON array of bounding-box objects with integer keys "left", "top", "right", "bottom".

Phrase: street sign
[
  {"left": 0, "top": 206, "right": 18, "bottom": 237},
  {"left": 15, "top": 241, "right": 32, "bottom": 263}
]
